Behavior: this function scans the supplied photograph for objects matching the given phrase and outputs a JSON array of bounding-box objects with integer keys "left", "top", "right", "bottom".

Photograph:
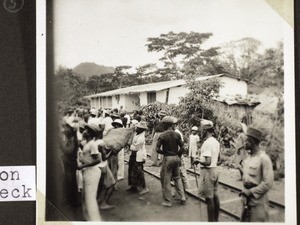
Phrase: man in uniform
[
  {"left": 193, "top": 119, "right": 220, "bottom": 222},
  {"left": 239, "top": 127, "right": 274, "bottom": 222}
]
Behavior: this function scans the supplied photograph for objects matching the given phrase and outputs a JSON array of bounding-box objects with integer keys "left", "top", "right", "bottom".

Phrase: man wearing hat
[
  {"left": 106, "top": 118, "right": 124, "bottom": 188},
  {"left": 239, "top": 127, "right": 274, "bottom": 222},
  {"left": 193, "top": 119, "right": 220, "bottom": 222},
  {"left": 127, "top": 121, "right": 149, "bottom": 195},
  {"left": 156, "top": 116, "right": 186, "bottom": 207},
  {"left": 111, "top": 119, "right": 126, "bottom": 181},
  {"left": 188, "top": 126, "right": 200, "bottom": 168},
  {"left": 111, "top": 111, "right": 121, "bottom": 121},
  {"left": 151, "top": 110, "right": 167, "bottom": 166},
  {"left": 59, "top": 121, "right": 79, "bottom": 209}
]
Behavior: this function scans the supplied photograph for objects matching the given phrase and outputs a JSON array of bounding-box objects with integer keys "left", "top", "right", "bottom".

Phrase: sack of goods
[{"left": 102, "top": 128, "right": 135, "bottom": 152}]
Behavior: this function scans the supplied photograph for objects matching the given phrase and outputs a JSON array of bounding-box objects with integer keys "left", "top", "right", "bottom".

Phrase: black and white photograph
[{"left": 43, "top": 0, "right": 295, "bottom": 223}]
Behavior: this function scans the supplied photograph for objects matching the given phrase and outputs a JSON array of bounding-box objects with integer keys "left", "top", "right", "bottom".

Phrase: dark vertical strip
[
  {"left": 18, "top": 0, "right": 37, "bottom": 164},
  {"left": 0, "top": 0, "right": 36, "bottom": 224},
  {"left": 46, "top": 0, "right": 69, "bottom": 221},
  {"left": 165, "top": 88, "right": 170, "bottom": 104},
  {"left": 295, "top": 0, "right": 300, "bottom": 223},
  {"left": 46, "top": 0, "right": 57, "bottom": 220}
]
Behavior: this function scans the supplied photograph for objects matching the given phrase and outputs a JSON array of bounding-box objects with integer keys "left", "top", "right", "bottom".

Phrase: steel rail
[
  {"left": 124, "top": 153, "right": 284, "bottom": 221},
  {"left": 143, "top": 152, "right": 284, "bottom": 209},
  {"left": 124, "top": 157, "right": 240, "bottom": 221}
]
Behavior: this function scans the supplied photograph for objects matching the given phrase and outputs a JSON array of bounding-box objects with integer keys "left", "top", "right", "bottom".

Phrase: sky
[{"left": 53, "top": 0, "right": 284, "bottom": 70}]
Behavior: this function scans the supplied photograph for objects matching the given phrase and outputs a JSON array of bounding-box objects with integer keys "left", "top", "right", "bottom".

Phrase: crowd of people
[{"left": 59, "top": 106, "right": 274, "bottom": 222}]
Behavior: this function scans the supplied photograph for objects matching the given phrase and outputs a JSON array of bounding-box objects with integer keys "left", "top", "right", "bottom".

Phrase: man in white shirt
[
  {"left": 193, "top": 119, "right": 220, "bottom": 222},
  {"left": 124, "top": 111, "right": 131, "bottom": 128},
  {"left": 100, "top": 110, "right": 114, "bottom": 136}
]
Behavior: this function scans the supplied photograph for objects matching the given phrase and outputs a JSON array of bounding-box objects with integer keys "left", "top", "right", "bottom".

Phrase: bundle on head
[{"left": 101, "top": 127, "right": 135, "bottom": 153}]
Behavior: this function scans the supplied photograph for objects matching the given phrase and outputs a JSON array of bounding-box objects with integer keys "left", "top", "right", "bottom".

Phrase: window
[{"left": 147, "top": 92, "right": 156, "bottom": 104}]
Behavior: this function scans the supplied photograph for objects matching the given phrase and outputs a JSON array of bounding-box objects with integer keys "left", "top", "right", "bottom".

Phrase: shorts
[
  {"left": 99, "top": 164, "right": 116, "bottom": 188},
  {"left": 198, "top": 167, "right": 219, "bottom": 199}
]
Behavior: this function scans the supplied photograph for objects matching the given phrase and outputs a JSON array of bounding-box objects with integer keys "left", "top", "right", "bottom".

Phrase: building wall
[
  {"left": 140, "top": 92, "right": 147, "bottom": 106},
  {"left": 97, "top": 98, "right": 101, "bottom": 109},
  {"left": 223, "top": 103, "right": 254, "bottom": 125},
  {"left": 91, "top": 98, "right": 98, "bottom": 109},
  {"left": 140, "top": 90, "right": 167, "bottom": 105},
  {"left": 94, "top": 94, "right": 139, "bottom": 112},
  {"left": 218, "top": 76, "right": 247, "bottom": 96},
  {"left": 89, "top": 76, "right": 248, "bottom": 110},
  {"left": 156, "top": 90, "right": 167, "bottom": 103},
  {"left": 119, "top": 95, "right": 126, "bottom": 109},
  {"left": 97, "top": 96, "right": 113, "bottom": 109},
  {"left": 112, "top": 95, "right": 121, "bottom": 109},
  {"left": 124, "top": 94, "right": 140, "bottom": 112},
  {"left": 168, "top": 86, "right": 190, "bottom": 104}
]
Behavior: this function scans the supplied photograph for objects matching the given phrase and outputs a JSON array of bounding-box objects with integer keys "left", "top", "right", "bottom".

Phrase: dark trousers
[
  {"left": 128, "top": 152, "right": 146, "bottom": 190},
  {"left": 128, "top": 153, "right": 136, "bottom": 186},
  {"left": 62, "top": 155, "right": 78, "bottom": 207},
  {"left": 108, "top": 154, "right": 118, "bottom": 181},
  {"left": 160, "top": 155, "right": 185, "bottom": 203}
]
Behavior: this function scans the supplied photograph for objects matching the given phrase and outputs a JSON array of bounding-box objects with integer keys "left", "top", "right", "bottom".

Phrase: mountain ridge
[{"left": 73, "top": 62, "right": 115, "bottom": 79}]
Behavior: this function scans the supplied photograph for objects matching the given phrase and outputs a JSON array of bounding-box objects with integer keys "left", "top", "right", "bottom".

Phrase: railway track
[
  {"left": 186, "top": 168, "right": 285, "bottom": 210},
  {"left": 185, "top": 168, "right": 285, "bottom": 222},
  {"left": 124, "top": 153, "right": 285, "bottom": 222}
]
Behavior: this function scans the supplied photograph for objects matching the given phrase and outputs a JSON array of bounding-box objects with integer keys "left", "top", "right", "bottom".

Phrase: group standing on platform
[{"left": 59, "top": 106, "right": 274, "bottom": 222}]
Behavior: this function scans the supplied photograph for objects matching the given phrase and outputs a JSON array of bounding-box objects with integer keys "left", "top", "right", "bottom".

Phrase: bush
[
  {"left": 139, "top": 79, "right": 284, "bottom": 176},
  {"left": 251, "top": 109, "right": 284, "bottom": 175}
]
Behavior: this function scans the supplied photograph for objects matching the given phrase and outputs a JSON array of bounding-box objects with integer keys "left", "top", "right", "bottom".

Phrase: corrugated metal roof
[
  {"left": 86, "top": 74, "right": 227, "bottom": 98},
  {"left": 213, "top": 95, "right": 260, "bottom": 107}
]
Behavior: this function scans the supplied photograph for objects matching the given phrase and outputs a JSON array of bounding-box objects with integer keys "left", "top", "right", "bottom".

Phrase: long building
[{"left": 85, "top": 74, "right": 252, "bottom": 112}]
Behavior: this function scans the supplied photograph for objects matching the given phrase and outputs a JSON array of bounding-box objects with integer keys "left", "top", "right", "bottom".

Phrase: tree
[
  {"left": 86, "top": 72, "right": 119, "bottom": 93},
  {"left": 136, "top": 63, "right": 157, "bottom": 78},
  {"left": 181, "top": 78, "right": 221, "bottom": 123},
  {"left": 54, "top": 67, "right": 89, "bottom": 110},
  {"left": 135, "top": 63, "right": 169, "bottom": 83},
  {"left": 218, "top": 37, "right": 262, "bottom": 79},
  {"left": 86, "top": 75, "right": 103, "bottom": 94},
  {"left": 250, "top": 41, "right": 284, "bottom": 94},
  {"left": 146, "top": 32, "right": 220, "bottom": 79},
  {"left": 115, "top": 65, "right": 132, "bottom": 88}
]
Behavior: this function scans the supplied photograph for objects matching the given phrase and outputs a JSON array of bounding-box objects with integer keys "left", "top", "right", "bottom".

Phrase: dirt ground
[
  {"left": 54, "top": 162, "right": 235, "bottom": 222},
  {"left": 51, "top": 144, "right": 284, "bottom": 222},
  {"left": 99, "top": 162, "right": 234, "bottom": 222}
]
